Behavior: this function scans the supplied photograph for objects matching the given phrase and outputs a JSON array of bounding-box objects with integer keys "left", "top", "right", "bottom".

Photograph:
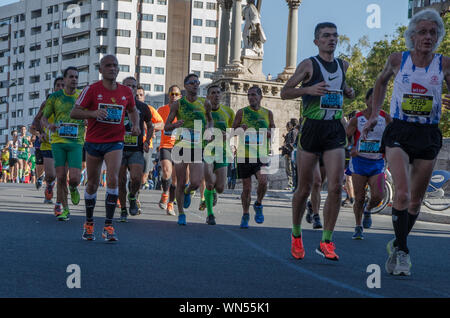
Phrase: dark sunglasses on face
[{"left": 185, "top": 80, "right": 200, "bottom": 85}]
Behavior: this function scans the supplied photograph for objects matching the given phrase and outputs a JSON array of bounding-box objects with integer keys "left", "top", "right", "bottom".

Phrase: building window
[
  {"left": 97, "top": 29, "right": 108, "bottom": 36},
  {"left": 204, "top": 72, "right": 214, "bottom": 79},
  {"left": 29, "top": 59, "right": 40, "bottom": 68},
  {"left": 116, "top": 29, "right": 131, "bottom": 37},
  {"left": 156, "top": 32, "right": 166, "bottom": 40},
  {"left": 205, "top": 37, "right": 217, "bottom": 45},
  {"left": 192, "top": 70, "right": 201, "bottom": 77},
  {"left": 31, "top": 26, "right": 41, "bottom": 35},
  {"left": 155, "top": 50, "right": 165, "bottom": 57},
  {"left": 140, "top": 49, "right": 152, "bottom": 56},
  {"left": 206, "top": 2, "right": 216, "bottom": 10},
  {"left": 194, "top": 1, "right": 203, "bottom": 9},
  {"left": 206, "top": 20, "right": 217, "bottom": 28},
  {"left": 115, "top": 47, "right": 130, "bottom": 55},
  {"left": 157, "top": 0, "right": 167, "bottom": 5},
  {"left": 157, "top": 15, "right": 166, "bottom": 23},
  {"left": 116, "top": 12, "right": 132, "bottom": 20},
  {"left": 139, "top": 14, "right": 153, "bottom": 21},
  {"left": 31, "top": 9, "right": 42, "bottom": 19},
  {"left": 29, "top": 75, "right": 40, "bottom": 84},
  {"left": 192, "top": 53, "right": 201, "bottom": 61},
  {"left": 96, "top": 46, "right": 107, "bottom": 54},
  {"left": 154, "top": 84, "right": 164, "bottom": 92},
  {"left": 139, "top": 66, "right": 152, "bottom": 74},
  {"left": 97, "top": 11, "right": 108, "bottom": 19},
  {"left": 29, "top": 92, "right": 40, "bottom": 100},
  {"left": 204, "top": 54, "right": 216, "bottom": 62},
  {"left": 30, "top": 43, "right": 41, "bottom": 52},
  {"left": 141, "top": 84, "right": 151, "bottom": 91},
  {"left": 155, "top": 67, "right": 164, "bottom": 75},
  {"left": 139, "top": 31, "right": 153, "bottom": 39},
  {"left": 119, "top": 65, "right": 130, "bottom": 72},
  {"left": 192, "top": 36, "right": 202, "bottom": 43},
  {"left": 193, "top": 19, "right": 202, "bottom": 26}
]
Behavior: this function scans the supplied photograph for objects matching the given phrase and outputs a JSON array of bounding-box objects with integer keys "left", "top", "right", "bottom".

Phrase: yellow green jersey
[
  {"left": 43, "top": 89, "right": 85, "bottom": 145},
  {"left": 238, "top": 106, "right": 271, "bottom": 159},
  {"left": 175, "top": 96, "right": 208, "bottom": 149}
]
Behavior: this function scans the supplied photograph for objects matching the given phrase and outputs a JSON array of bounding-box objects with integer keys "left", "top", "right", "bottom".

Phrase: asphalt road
[{"left": 0, "top": 183, "right": 449, "bottom": 299}]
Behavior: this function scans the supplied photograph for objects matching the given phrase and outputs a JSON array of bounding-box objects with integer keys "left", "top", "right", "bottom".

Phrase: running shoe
[
  {"left": 183, "top": 186, "right": 192, "bottom": 209},
  {"left": 352, "top": 226, "right": 364, "bottom": 240},
  {"left": 54, "top": 203, "right": 62, "bottom": 217},
  {"left": 36, "top": 177, "right": 43, "bottom": 190},
  {"left": 82, "top": 222, "right": 95, "bottom": 241},
  {"left": 45, "top": 184, "right": 54, "bottom": 201},
  {"left": 128, "top": 193, "right": 139, "bottom": 216},
  {"left": 102, "top": 225, "right": 118, "bottom": 242},
  {"left": 43, "top": 198, "right": 53, "bottom": 204},
  {"left": 362, "top": 211, "right": 372, "bottom": 229},
  {"left": 393, "top": 251, "right": 411, "bottom": 276},
  {"left": 199, "top": 200, "right": 206, "bottom": 211},
  {"left": 253, "top": 202, "right": 264, "bottom": 224},
  {"left": 312, "top": 214, "right": 323, "bottom": 229},
  {"left": 159, "top": 193, "right": 169, "bottom": 210},
  {"left": 240, "top": 213, "right": 250, "bottom": 229},
  {"left": 118, "top": 208, "right": 128, "bottom": 223},
  {"left": 291, "top": 235, "right": 305, "bottom": 260},
  {"left": 70, "top": 187, "right": 80, "bottom": 205},
  {"left": 206, "top": 214, "right": 216, "bottom": 225},
  {"left": 177, "top": 213, "right": 186, "bottom": 226},
  {"left": 316, "top": 241, "right": 339, "bottom": 261},
  {"left": 136, "top": 198, "right": 142, "bottom": 215},
  {"left": 385, "top": 238, "right": 398, "bottom": 274},
  {"left": 305, "top": 201, "right": 313, "bottom": 224},
  {"left": 57, "top": 207, "right": 70, "bottom": 221},
  {"left": 166, "top": 202, "right": 175, "bottom": 216}
]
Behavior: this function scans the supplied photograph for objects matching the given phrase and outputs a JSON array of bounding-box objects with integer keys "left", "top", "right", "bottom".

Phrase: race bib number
[
  {"left": 58, "top": 123, "right": 79, "bottom": 139},
  {"left": 320, "top": 89, "right": 343, "bottom": 110},
  {"left": 124, "top": 132, "right": 138, "bottom": 146},
  {"left": 98, "top": 104, "right": 124, "bottom": 124},
  {"left": 245, "top": 132, "right": 265, "bottom": 145},
  {"left": 358, "top": 140, "right": 381, "bottom": 154},
  {"left": 401, "top": 93, "right": 433, "bottom": 117},
  {"left": 180, "top": 129, "right": 201, "bottom": 144}
]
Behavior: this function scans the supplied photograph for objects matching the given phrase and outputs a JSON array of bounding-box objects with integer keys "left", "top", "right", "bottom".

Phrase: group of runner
[{"left": 3, "top": 9, "right": 448, "bottom": 278}]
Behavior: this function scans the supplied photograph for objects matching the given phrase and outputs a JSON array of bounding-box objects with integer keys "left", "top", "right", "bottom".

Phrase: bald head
[{"left": 99, "top": 55, "right": 119, "bottom": 81}]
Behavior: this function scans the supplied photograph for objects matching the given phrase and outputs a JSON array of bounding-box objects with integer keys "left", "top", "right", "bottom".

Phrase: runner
[
  {"left": 7, "top": 130, "right": 19, "bottom": 183},
  {"left": 203, "top": 85, "right": 235, "bottom": 225},
  {"left": 164, "top": 73, "right": 214, "bottom": 226},
  {"left": 232, "top": 86, "right": 275, "bottom": 229},
  {"left": 17, "top": 125, "right": 31, "bottom": 183},
  {"left": 157, "top": 85, "right": 182, "bottom": 216},
  {"left": 71, "top": 54, "right": 140, "bottom": 242},
  {"left": 117, "top": 77, "right": 153, "bottom": 222},
  {"left": 30, "top": 77, "right": 64, "bottom": 203},
  {"left": 42, "top": 67, "right": 84, "bottom": 221},
  {"left": 362, "top": 9, "right": 449, "bottom": 275},
  {"left": 347, "top": 88, "right": 392, "bottom": 239},
  {"left": 136, "top": 86, "right": 164, "bottom": 189},
  {"left": 281, "top": 22, "right": 355, "bottom": 260}
]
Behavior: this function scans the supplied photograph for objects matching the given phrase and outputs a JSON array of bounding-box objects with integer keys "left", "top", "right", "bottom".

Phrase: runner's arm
[
  {"left": 346, "top": 117, "right": 358, "bottom": 138},
  {"left": 164, "top": 100, "right": 183, "bottom": 131}
]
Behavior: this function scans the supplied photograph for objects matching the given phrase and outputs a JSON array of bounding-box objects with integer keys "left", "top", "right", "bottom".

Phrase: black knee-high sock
[
  {"left": 162, "top": 178, "right": 171, "bottom": 193},
  {"left": 407, "top": 212, "right": 419, "bottom": 234},
  {"left": 169, "top": 184, "right": 176, "bottom": 202},
  {"left": 392, "top": 208, "right": 409, "bottom": 253},
  {"left": 85, "top": 199, "right": 96, "bottom": 223},
  {"left": 105, "top": 193, "right": 118, "bottom": 225}
]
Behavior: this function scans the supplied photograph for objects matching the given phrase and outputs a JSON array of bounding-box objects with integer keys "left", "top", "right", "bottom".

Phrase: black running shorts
[{"left": 298, "top": 118, "right": 347, "bottom": 154}]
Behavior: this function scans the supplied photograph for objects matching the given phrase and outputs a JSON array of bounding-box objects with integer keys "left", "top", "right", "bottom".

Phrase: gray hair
[{"left": 405, "top": 9, "right": 445, "bottom": 51}]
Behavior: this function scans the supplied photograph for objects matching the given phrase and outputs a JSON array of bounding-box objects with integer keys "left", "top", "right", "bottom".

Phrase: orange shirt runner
[
  {"left": 143, "top": 105, "right": 164, "bottom": 149},
  {"left": 157, "top": 104, "right": 177, "bottom": 149}
]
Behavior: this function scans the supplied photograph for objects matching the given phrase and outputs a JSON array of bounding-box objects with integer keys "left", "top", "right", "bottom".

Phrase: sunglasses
[{"left": 169, "top": 92, "right": 181, "bottom": 97}]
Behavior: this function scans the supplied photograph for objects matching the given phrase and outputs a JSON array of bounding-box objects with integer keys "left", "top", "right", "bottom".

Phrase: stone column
[
  {"left": 278, "top": 0, "right": 302, "bottom": 82},
  {"left": 229, "top": 0, "right": 243, "bottom": 66},
  {"left": 218, "top": 0, "right": 233, "bottom": 70}
]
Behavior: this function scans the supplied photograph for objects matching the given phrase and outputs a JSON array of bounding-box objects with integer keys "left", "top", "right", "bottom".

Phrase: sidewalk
[{"left": 222, "top": 189, "right": 450, "bottom": 225}]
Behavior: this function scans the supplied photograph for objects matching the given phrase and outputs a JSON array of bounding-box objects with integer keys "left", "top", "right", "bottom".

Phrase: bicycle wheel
[
  {"left": 365, "top": 180, "right": 393, "bottom": 214},
  {"left": 423, "top": 181, "right": 450, "bottom": 211}
]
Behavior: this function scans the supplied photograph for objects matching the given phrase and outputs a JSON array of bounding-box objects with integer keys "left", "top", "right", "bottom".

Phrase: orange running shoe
[
  {"left": 54, "top": 203, "right": 62, "bottom": 217},
  {"left": 116, "top": 199, "right": 121, "bottom": 209},
  {"left": 82, "top": 222, "right": 95, "bottom": 241},
  {"left": 291, "top": 235, "right": 305, "bottom": 259},
  {"left": 166, "top": 202, "right": 175, "bottom": 216},
  {"left": 159, "top": 193, "right": 169, "bottom": 210},
  {"left": 102, "top": 225, "right": 118, "bottom": 242},
  {"left": 316, "top": 241, "right": 339, "bottom": 261},
  {"left": 45, "top": 184, "right": 54, "bottom": 201}
]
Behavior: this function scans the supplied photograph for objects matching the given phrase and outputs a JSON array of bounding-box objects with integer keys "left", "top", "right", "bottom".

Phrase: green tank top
[
  {"left": 175, "top": 96, "right": 207, "bottom": 149},
  {"left": 238, "top": 106, "right": 270, "bottom": 159}
]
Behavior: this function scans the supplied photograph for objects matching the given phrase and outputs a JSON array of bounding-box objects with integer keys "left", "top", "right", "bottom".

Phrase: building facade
[
  {"left": 0, "top": 0, "right": 224, "bottom": 145},
  {"left": 409, "top": 0, "right": 450, "bottom": 17}
]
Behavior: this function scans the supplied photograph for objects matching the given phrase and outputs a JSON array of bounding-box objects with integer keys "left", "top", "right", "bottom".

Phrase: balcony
[
  {"left": 0, "top": 23, "right": 10, "bottom": 35},
  {"left": 62, "top": 38, "right": 90, "bottom": 54},
  {"left": 0, "top": 134, "right": 7, "bottom": 144},
  {"left": 0, "top": 118, "right": 7, "bottom": 129},
  {"left": 61, "top": 55, "right": 90, "bottom": 70},
  {"left": 62, "top": 20, "right": 91, "bottom": 37},
  {"left": 92, "top": 18, "right": 109, "bottom": 30},
  {"left": 0, "top": 41, "right": 9, "bottom": 52}
]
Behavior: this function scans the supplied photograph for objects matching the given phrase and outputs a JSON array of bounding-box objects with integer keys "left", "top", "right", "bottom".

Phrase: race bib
[
  {"left": 320, "top": 89, "right": 343, "bottom": 110},
  {"left": 58, "top": 123, "right": 79, "bottom": 139},
  {"left": 124, "top": 132, "right": 138, "bottom": 146},
  {"left": 245, "top": 132, "right": 265, "bottom": 145},
  {"left": 164, "top": 129, "right": 176, "bottom": 140},
  {"left": 358, "top": 140, "right": 381, "bottom": 154},
  {"left": 98, "top": 104, "right": 124, "bottom": 124},
  {"left": 401, "top": 93, "right": 433, "bottom": 117}
]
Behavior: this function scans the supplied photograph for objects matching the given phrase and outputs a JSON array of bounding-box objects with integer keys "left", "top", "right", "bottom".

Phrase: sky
[{"left": 0, "top": 0, "right": 411, "bottom": 76}]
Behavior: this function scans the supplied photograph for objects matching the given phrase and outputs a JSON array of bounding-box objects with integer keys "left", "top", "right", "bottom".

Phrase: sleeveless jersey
[
  {"left": 390, "top": 51, "right": 444, "bottom": 124},
  {"left": 175, "top": 96, "right": 207, "bottom": 149},
  {"left": 354, "top": 110, "right": 387, "bottom": 160},
  {"left": 238, "top": 106, "right": 270, "bottom": 159},
  {"left": 301, "top": 56, "right": 345, "bottom": 120}
]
